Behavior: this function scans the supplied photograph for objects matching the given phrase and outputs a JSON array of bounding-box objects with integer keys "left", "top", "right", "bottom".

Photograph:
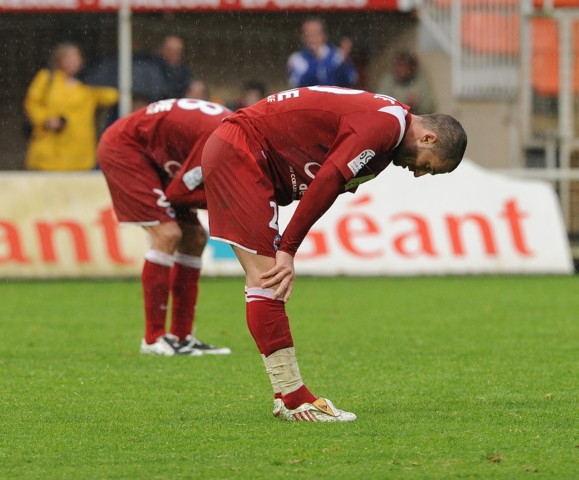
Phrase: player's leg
[
  {"left": 99, "top": 139, "right": 181, "bottom": 356},
  {"left": 168, "top": 218, "right": 205, "bottom": 342},
  {"left": 233, "top": 246, "right": 315, "bottom": 404},
  {"left": 141, "top": 221, "right": 182, "bottom": 351},
  {"left": 167, "top": 215, "right": 231, "bottom": 355},
  {"left": 234, "top": 247, "right": 355, "bottom": 421},
  {"left": 203, "top": 124, "right": 355, "bottom": 420}
]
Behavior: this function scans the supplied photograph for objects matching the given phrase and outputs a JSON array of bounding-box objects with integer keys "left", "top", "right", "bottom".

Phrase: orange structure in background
[
  {"left": 531, "top": 16, "right": 579, "bottom": 96},
  {"left": 456, "top": 3, "right": 579, "bottom": 96}
]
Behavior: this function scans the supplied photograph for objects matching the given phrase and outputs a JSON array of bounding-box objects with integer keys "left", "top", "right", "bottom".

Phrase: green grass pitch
[{"left": 1, "top": 275, "right": 578, "bottom": 479}]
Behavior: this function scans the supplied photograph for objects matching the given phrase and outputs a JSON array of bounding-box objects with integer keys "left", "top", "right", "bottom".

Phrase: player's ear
[{"left": 419, "top": 132, "right": 437, "bottom": 147}]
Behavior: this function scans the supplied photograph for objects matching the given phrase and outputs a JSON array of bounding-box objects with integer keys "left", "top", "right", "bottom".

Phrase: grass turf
[{"left": 1, "top": 275, "right": 578, "bottom": 479}]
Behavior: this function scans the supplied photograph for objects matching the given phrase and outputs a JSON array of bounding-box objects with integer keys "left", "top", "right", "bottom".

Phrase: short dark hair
[{"left": 420, "top": 113, "right": 468, "bottom": 171}]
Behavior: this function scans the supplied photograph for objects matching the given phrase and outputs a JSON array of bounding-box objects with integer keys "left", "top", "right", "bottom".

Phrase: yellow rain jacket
[{"left": 24, "top": 68, "right": 119, "bottom": 170}]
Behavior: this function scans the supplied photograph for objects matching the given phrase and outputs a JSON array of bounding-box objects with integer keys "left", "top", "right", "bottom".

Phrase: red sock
[
  {"left": 169, "top": 263, "right": 200, "bottom": 341},
  {"left": 282, "top": 385, "right": 317, "bottom": 410},
  {"left": 142, "top": 260, "right": 171, "bottom": 344},
  {"left": 246, "top": 288, "right": 315, "bottom": 406},
  {"left": 246, "top": 296, "right": 293, "bottom": 356}
]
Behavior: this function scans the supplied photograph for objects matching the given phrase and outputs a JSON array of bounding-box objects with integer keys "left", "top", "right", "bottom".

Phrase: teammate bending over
[{"left": 98, "top": 98, "right": 232, "bottom": 356}]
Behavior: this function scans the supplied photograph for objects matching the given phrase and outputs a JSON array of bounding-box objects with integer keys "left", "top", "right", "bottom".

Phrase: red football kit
[
  {"left": 97, "top": 98, "right": 231, "bottom": 225},
  {"left": 200, "top": 86, "right": 411, "bottom": 257}
]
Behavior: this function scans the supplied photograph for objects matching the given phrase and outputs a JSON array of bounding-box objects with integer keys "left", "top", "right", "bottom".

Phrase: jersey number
[
  {"left": 269, "top": 201, "right": 279, "bottom": 231},
  {"left": 307, "top": 86, "right": 365, "bottom": 95},
  {"left": 176, "top": 98, "right": 226, "bottom": 116}
]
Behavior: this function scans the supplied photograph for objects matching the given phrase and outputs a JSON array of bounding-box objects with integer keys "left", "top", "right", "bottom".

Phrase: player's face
[{"left": 392, "top": 148, "right": 448, "bottom": 177}]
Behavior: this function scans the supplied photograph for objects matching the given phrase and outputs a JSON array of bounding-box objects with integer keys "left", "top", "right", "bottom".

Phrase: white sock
[
  {"left": 144, "top": 249, "right": 174, "bottom": 267},
  {"left": 173, "top": 252, "right": 202, "bottom": 269}
]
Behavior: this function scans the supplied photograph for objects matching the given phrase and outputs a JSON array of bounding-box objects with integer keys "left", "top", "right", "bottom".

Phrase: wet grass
[{"left": 1, "top": 275, "right": 578, "bottom": 479}]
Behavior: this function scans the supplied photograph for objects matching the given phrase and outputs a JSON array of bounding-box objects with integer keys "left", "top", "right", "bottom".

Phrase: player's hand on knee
[{"left": 260, "top": 251, "right": 295, "bottom": 302}]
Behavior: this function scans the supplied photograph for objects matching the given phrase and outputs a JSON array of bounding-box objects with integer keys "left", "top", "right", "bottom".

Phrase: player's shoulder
[{"left": 299, "top": 87, "right": 391, "bottom": 107}]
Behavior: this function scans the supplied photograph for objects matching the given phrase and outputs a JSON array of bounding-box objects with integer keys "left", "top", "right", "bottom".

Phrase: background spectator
[
  {"left": 376, "top": 50, "right": 438, "bottom": 115},
  {"left": 156, "top": 35, "right": 194, "bottom": 98},
  {"left": 23, "top": 42, "right": 118, "bottom": 171},
  {"left": 287, "top": 17, "right": 358, "bottom": 88},
  {"left": 185, "top": 79, "right": 225, "bottom": 104},
  {"left": 226, "top": 80, "right": 267, "bottom": 111},
  {"left": 81, "top": 49, "right": 168, "bottom": 113},
  {"left": 186, "top": 79, "right": 210, "bottom": 100}
]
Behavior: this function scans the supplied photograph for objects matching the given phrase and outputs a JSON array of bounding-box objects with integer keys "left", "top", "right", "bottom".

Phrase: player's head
[
  {"left": 421, "top": 113, "right": 467, "bottom": 172},
  {"left": 392, "top": 113, "right": 467, "bottom": 177}
]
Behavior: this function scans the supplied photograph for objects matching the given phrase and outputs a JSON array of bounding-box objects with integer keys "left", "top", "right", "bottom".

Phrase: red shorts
[
  {"left": 202, "top": 122, "right": 280, "bottom": 258},
  {"left": 97, "top": 138, "right": 199, "bottom": 226}
]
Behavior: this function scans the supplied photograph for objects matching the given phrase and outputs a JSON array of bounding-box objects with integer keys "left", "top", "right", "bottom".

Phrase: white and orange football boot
[{"left": 276, "top": 397, "right": 357, "bottom": 422}]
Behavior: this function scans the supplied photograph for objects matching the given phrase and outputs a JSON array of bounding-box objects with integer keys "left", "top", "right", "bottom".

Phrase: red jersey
[
  {"left": 227, "top": 86, "right": 411, "bottom": 206},
  {"left": 101, "top": 98, "right": 231, "bottom": 187}
]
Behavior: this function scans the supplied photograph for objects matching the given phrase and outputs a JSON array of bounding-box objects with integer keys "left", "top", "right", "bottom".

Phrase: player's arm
[
  {"left": 261, "top": 161, "right": 344, "bottom": 301},
  {"left": 279, "top": 160, "right": 344, "bottom": 257},
  {"left": 165, "top": 179, "right": 207, "bottom": 209},
  {"left": 165, "top": 166, "right": 207, "bottom": 208},
  {"left": 165, "top": 143, "right": 206, "bottom": 207}
]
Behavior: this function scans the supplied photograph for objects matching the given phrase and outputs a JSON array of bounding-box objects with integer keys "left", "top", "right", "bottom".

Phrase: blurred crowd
[{"left": 22, "top": 18, "right": 437, "bottom": 171}]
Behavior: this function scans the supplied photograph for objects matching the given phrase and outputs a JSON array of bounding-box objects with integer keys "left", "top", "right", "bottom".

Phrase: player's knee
[
  {"left": 163, "top": 223, "right": 183, "bottom": 248},
  {"left": 193, "top": 227, "right": 208, "bottom": 248},
  {"left": 178, "top": 225, "right": 208, "bottom": 255},
  {"left": 149, "top": 222, "right": 183, "bottom": 252}
]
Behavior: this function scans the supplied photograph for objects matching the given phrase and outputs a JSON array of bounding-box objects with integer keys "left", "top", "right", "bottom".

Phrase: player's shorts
[
  {"left": 202, "top": 122, "right": 280, "bottom": 258},
  {"left": 97, "top": 138, "right": 199, "bottom": 226}
]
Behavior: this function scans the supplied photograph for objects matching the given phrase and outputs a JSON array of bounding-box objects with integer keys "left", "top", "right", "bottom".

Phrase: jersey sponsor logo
[
  {"left": 347, "top": 149, "right": 375, "bottom": 176},
  {"left": 289, "top": 166, "right": 298, "bottom": 196},
  {"left": 304, "top": 162, "right": 321, "bottom": 179},
  {"left": 164, "top": 160, "right": 182, "bottom": 178},
  {"left": 182, "top": 166, "right": 203, "bottom": 190}
]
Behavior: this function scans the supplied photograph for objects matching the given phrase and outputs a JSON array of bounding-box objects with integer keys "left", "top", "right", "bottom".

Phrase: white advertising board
[
  {"left": 279, "top": 159, "right": 574, "bottom": 275},
  {"left": 0, "top": 159, "right": 573, "bottom": 278}
]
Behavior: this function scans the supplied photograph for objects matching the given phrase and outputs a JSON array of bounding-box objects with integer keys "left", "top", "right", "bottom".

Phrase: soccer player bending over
[
  {"left": 181, "top": 86, "right": 466, "bottom": 421},
  {"left": 98, "top": 98, "right": 233, "bottom": 357}
]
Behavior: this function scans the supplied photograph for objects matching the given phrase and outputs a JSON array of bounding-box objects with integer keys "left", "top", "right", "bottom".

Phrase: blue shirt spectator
[{"left": 287, "top": 18, "right": 358, "bottom": 89}]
